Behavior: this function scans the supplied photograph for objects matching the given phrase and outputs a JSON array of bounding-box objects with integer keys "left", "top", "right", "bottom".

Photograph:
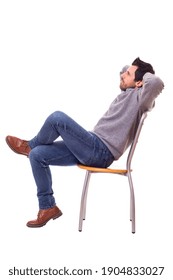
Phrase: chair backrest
[{"left": 126, "top": 112, "right": 148, "bottom": 172}]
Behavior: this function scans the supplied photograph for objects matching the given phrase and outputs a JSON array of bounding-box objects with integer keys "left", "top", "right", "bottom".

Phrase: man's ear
[{"left": 135, "top": 80, "right": 143, "bottom": 88}]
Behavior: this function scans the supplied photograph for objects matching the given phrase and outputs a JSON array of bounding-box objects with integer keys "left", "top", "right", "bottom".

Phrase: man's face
[{"left": 120, "top": 65, "right": 138, "bottom": 90}]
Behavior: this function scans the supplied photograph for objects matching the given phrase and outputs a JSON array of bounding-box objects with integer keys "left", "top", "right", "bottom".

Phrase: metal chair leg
[
  {"left": 127, "top": 172, "right": 136, "bottom": 233},
  {"left": 78, "top": 171, "right": 91, "bottom": 231}
]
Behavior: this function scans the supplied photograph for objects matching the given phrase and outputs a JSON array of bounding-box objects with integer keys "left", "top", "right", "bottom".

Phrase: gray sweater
[{"left": 92, "top": 71, "right": 164, "bottom": 160}]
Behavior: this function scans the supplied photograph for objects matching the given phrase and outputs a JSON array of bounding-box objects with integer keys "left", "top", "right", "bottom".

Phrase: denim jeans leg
[
  {"left": 29, "top": 111, "right": 114, "bottom": 165},
  {"left": 29, "top": 141, "right": 79, "bottom": 209},
  {"left": 28, "top": 111, "right": 114, "bottom": 209}
]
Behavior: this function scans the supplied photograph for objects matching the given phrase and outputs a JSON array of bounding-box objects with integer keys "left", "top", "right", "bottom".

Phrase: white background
[{"left": 0, "top": 0, "right": 173, "bottom": 279}]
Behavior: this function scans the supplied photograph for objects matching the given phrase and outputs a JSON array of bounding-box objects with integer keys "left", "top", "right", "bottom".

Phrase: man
[{"left": 6, "top": 57, "right": 164, "bottom": 228}]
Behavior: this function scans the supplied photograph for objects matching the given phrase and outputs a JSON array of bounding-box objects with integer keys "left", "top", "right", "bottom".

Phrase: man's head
[{"left": 120, "top": 57, "right": 155, "bottom": 90}]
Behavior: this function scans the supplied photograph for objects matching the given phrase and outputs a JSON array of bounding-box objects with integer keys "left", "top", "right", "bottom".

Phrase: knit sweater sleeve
[{"left": 138, "top": 72, "right": 164, "bottom": 111}]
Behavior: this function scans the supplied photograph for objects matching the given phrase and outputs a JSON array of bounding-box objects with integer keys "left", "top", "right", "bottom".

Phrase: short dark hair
[{"left": 132, "top": 57, "right": 155, "bottom": 81}]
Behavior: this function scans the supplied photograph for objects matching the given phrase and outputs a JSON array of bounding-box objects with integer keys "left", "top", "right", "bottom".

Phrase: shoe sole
[
  {"left": 26, "top": 211, "right": 63, "bottom": 228},
  {"left": 5, "top": 136, "right": 29, "bottom": 157}
]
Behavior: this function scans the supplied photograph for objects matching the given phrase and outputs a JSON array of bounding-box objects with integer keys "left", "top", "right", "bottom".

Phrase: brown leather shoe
[
  {"left": 26, "top": 206, "right": 62, "bottom": 228},
  {"left": 6, "top": 135, "right": 31, "bottom": 156}
]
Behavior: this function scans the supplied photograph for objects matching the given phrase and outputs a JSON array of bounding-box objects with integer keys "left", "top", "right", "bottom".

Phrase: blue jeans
[{"left": 28, "top": 111, "right": 114, "bottom": 209}]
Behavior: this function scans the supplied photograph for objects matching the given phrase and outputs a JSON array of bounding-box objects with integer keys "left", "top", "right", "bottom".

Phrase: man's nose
[
  {"left": 121, "top": 71, "right": 126, "bottom": 78},
  {"left": 120, "top": 72, "right": 125, "bottom": 79}
]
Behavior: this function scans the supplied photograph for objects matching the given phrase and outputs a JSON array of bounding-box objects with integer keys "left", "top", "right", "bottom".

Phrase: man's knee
[
  {"left": 48, "top": 111, "right": 68, "bottom": 124},
  {"left": 29, "top": 147, "right": 44, "bottom": 162}
]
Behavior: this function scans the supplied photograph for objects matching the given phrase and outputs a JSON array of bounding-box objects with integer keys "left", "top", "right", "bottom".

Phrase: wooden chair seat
[{"left": 78, "top": 164, "right": 129, "bottom": 175}]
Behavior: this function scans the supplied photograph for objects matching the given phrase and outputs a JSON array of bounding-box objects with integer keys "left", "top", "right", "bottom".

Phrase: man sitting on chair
[{"left": 6, "top": 57, "right": 164, "bottom": 228}]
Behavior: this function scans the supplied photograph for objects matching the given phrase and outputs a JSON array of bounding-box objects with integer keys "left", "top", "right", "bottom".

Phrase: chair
[{"left": 78, "top": 111, "right": 148, "bottom": 233}]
